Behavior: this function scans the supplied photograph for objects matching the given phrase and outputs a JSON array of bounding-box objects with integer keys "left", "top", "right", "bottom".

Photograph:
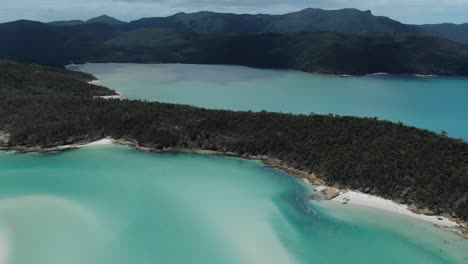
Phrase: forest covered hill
[
  {"left": 2, "top": 8, "right": 468, "bottom": 75},
  {"left": 1, "top": 60, "right": 467, "bottom": 222},
  {"left": 2, "top": 20, "right": 468, "bottom": 75},
  {"left": 46, "top": 8, "right": 468, "bottom": 44},
  {"left": 127, "top": 8, "right": 415, "bottom": 35}
]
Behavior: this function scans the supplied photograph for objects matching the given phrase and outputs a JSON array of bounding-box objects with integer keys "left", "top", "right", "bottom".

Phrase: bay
[
  {"left": 0, "top": 145, "right": 467, "bottom": 264},
  {"left": 77, "top": 63, "right": 468, "bottom": 140}
]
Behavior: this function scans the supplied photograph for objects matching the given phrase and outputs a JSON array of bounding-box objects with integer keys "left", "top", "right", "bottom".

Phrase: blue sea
[{"left": 77, "top": 63, "right": 468, "bottom": 140}]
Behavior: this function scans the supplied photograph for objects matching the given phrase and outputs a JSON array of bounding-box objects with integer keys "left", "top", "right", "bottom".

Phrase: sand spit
[{"left": 0, "top": 138, "right": 115, "bottom": 153}]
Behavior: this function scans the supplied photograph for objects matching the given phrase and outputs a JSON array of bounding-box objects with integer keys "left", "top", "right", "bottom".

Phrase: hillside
[
  {"left": 49, "top": 15, "right": 126, "bottom": 26},
  {"left": 116, "top": 8, "right": 467, "bottom": 43},
  {"left": 8, "top": 8, "right": 468, "bottom": 44},
  {"left": 48, "top": 20, "right": 85, "bottom": 26},
  {"left": 2, "top": 20, "right": 468, "bottom": 75},
  {"left": 1, "top": 61, "right": 468, "bottom": 222},
  {"left": 129, "top": 8, "right": 416, "bottom": 35},
  {"left": 421, "top": 23, "right": 468, "bottom": 44}
]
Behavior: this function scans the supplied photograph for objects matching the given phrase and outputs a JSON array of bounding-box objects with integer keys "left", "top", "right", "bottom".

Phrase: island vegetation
[
  {"left": 48, "top": 9, "right": 468, "bottom": 44},
  {"left": 2, "top": 15, "right": 468, "bottom": 75},
  {"left": 1, "top": 60, "right": 467, "bottom": 223}
]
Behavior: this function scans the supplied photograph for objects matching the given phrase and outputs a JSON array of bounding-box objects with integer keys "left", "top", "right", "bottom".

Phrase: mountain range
[
  {"left": 46, "top": 8, "right": 468, "bottom": 43},
  {"left": 2, "top": 8, "right": 468, "bottom": 75}
]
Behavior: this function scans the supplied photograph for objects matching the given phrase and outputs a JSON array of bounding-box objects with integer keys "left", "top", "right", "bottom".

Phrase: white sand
[
  {"left": 95, "top": 92, "right": 122, "bottom": 100},
  {"left": 88, "top": 79, "right": 122, "bottom": 99},
  {"left": 87, "top": 80, "right": 100, "bottom": 85},
  {"left": 81, "top": 138, "right": 115, "bottom": 147},
  {"left": 331, "top": 191, "right": 460, "bottom": 228}
]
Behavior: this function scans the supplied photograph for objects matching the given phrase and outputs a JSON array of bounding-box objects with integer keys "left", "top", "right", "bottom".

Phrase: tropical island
[
  {"left": 2, "top": 6, "right": 468, "bottom": 263},
  {"left": 1, "top": 60, "right": 467, "bottom": 237}
]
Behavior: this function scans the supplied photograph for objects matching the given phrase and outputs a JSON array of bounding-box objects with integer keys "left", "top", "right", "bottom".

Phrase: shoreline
[
  {"left": 87, "top": 80, "right": 123, "bottom": 99},
  {"left": 329, "top": 191, "right": 461, "bottom": 228},
  {"left": 112, "top": 139, "right": 468, "bottom": 238},
  {"left": 71, "top": 63, "right": 468, "bottom": 79},
  {"left": 1, "top": 137, "right": 467, "bottom": 238},
  {"left": 94, "top": 91, "right": 122, "bottom": 100}
]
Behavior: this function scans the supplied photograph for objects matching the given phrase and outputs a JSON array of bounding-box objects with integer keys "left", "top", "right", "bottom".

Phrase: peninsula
[{"left": 1, "top": 60, "right": 467, "bottom": 234}]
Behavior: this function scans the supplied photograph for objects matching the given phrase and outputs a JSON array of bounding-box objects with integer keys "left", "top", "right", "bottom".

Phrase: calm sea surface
[
  {"left": 77, "top": 63, "right": 468, "bottom": 140},
  {"left": 0, "top": 145, "right": 467, "bottom": 264}
]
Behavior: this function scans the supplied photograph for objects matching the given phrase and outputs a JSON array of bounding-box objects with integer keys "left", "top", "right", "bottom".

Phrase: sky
[{"left": 1, "top": 0, "right": 468, "bottom": 24}]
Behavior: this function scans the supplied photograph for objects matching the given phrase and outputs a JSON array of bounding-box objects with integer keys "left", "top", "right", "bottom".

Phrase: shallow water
[
  {"left": 0, "top": 145, "right": 467, "bottom": 264},
  {"left": 76, "top": 63, "right": 468, "bottom": 140}
]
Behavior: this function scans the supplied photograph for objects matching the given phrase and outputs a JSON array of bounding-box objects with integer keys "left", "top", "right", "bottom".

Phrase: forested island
[
  {"left": 1, "top": 60, "right": 467, "bottom": 226},
  {"left": 3, "top": 9, "right": 468, "bottom": 75}
]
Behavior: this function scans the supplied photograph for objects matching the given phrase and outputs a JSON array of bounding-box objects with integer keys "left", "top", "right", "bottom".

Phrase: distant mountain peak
[
  {"left": 92, "top": 15, "right": 111, "bottom": 19},
  {"left": 86, "top": 15, "right": 126, "bottom": 25},
  {"left": 293, "top": 7, "right": 373, "bottom": 17},
  {"left": 49, "top": 15, "right": 126, "bottom": 26}
]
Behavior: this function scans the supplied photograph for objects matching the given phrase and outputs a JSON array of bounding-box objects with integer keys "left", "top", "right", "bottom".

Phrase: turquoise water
[
  {"left": 0, "top": 145, "right": 467, "bottom": 264},
  {"left": 77, "top": 63, "right": 468, "bottom": 140}
]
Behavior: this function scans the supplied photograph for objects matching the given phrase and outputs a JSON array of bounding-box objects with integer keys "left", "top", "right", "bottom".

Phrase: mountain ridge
[
  {"left": 2, "top": 20, "right": 468, "bottom": 76},
  {"left": 2, "top": 8, "right": 468, "bottom": 76},
  {"left": 126, "top": 8, "right": 417, "bottom": 35},
  {"left": 38, "top": 8, "right": 468, "bottom": 43}
]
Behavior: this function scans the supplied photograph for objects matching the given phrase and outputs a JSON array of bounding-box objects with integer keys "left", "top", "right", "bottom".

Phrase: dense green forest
[
  {"left": 2, "top": 19, "right": 468, "bottom": 75},
  {"left": 1, "top": 60, "right": 467, "bottom": 221}
]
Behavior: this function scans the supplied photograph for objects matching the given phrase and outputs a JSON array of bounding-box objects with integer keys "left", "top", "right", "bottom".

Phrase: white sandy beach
[
  {"left": 300, "top": 179, "right": 462, "bottom": 228},
  {"left": 331, "top": 191, "right": 460, "bottom": 228},
  {"left": 49, "top": 138, "right": 115, "bottom": 151},
  {"left": 96, "top": 92, "right": 122, "bottom": 100},
  {"left": 81, "top": 138, "right": 115, "bottom": 147},
  {"left": 87, "top": 80, "right": 100, "bottom": 85},
  {"left": 88, "top": 79, "right": 122, "bottom": 99},
  {"left": 48, "top": 138, "right": 114, "bottom": 150}
]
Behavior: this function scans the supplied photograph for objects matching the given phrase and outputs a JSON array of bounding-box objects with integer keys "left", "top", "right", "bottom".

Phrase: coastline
[
  {"left": 94, "top": 92, "right": 122, "bottom": 100},
  {"left": 329, "top": 191, "right": 461, "bottom": 228},
  {"left": 87, "top": 80, "right": 123, "bottom": 99},
  {"left": 113, "top": 139, "right": 468, "bottom": 237},
  {"left": 0, "top": 138, "right": 115, "bottom": 153},
  {"left": 73, "top": 62, "right": 468, "bottom": 78},
  {"left": 1, "top": 137, "right": 467, "bottom": 238}
]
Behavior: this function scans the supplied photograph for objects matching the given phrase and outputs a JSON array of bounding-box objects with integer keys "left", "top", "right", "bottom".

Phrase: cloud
[{"left": 1, "top": 0, "right": 468, "bottom": 24}]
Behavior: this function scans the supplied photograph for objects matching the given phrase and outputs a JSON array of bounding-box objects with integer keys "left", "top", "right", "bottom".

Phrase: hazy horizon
[{"left": 1, "top": 0, "right": 468, "bottom": 25}]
